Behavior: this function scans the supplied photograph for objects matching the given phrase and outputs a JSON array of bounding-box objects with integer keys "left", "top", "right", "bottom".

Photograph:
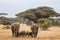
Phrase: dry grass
[{"left": 0, "top": 24, "right": 60, "bottom": 40}]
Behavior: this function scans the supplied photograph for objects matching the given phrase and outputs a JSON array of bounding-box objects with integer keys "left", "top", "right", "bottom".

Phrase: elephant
[
  {"left": 11, "top": 23, "right": 20, "bottom": 37},
  {"left": 31, "top": 23, "right": 39, "bottom": 37},
  {"left": 27, "top": 32, "right": 33, "bottom": 37},
  {"left": 19, "top": 31, "right": 26, "bottom": 37},
  {"left": 18, "top": 31, "right": 33, "bottom": 37}
]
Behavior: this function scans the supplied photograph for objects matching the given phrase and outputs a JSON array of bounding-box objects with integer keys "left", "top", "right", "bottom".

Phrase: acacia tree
[{"left": 16, "top": 6, "right": 60, "bottom": 23}]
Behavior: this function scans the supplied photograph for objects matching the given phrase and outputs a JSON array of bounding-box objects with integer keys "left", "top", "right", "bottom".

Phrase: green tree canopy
[
  {"left": 16, "top": 6, "right": 60, "bottom": 23},
  {"left": 38, "top": 18, "right": 52, "bottom": 30}
]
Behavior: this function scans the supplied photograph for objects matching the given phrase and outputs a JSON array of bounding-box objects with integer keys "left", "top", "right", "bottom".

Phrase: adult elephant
[
  {"left": 31, "top": 23, "right": 39, "bottom": 37},
  {"left": 11, "top": 22, "right": 20, "bottom": 37}
]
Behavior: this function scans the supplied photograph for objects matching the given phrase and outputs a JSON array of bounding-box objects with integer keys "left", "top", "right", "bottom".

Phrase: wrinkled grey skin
[
  {"left": 11, "top": 24, "right": 20, "bottom": 37},
  {"left": 31, "top": 24, "right": 39, "bottom": 37}
]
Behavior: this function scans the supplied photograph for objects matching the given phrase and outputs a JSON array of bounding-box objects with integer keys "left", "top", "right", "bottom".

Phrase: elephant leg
[
  {"left": 15, "top": 31, "right": 18, "bottom": 37},
  {"left": 30, "top": 33, "right": 33, "bottom": 37},
  {"left": 17, "top": 32, "right": 20, "bottom": 37},
  {"left": 12, "top": 31, "right": 15, "bottom": 37},
  {"left": 34, "top": 32, "right": 38, "bottom": 37},
  {"left": 28, "top": 32, "right": 33, "bottom": 37},
  {"left": 31, "top": 32, "right": 35, "bottom": 37},
  {"left": 12, "top": 32, "right": 14, "bottom": 36}
]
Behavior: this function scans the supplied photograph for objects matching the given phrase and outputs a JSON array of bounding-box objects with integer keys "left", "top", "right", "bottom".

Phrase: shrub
[
  {"left": 38, "top": 18, "right": 52, "bottom": 30},
  {"left": 26, "top": 20, "right": 32, "bottom": 26}
]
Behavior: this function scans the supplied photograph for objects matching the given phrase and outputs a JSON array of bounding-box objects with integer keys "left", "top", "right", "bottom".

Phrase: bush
[
  {"left": 26, "top": 20, "right": 32, "bottom": 26},
  {"left": 0, "top": 20, "right": 11, "bottom": 25},
  {"left": 38, "top": 18, "right": 52, "bottom": 30}
]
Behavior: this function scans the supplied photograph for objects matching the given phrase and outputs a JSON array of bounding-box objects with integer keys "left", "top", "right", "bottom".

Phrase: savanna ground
[{"left": 0, "top": 24, "right": 60, "bottom": 40}]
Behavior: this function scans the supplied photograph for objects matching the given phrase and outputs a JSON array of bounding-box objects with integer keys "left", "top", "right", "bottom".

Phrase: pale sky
[{"left": 0, "top": 0, "right": 60, "bottom": 18}]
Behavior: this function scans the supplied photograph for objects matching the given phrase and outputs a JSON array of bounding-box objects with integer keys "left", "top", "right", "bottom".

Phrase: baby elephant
[
  {"left": 27, "top": 32, "right": 33, "bottom": 37},
  {"left": 18, "top": 31, "right": 33, "bottom": 37},
  {"left": 19, "top": 31, "right": 26, "bottom": 37}
]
